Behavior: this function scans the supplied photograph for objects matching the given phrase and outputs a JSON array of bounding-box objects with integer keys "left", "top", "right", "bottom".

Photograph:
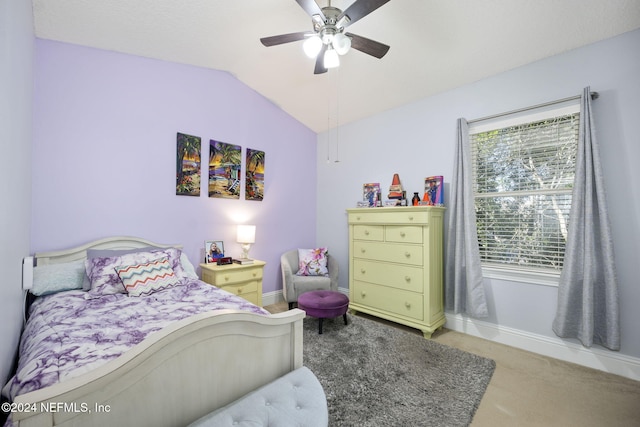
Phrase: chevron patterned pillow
[{"left": 115, "top": 257, "right": 179, "bottom": 297}]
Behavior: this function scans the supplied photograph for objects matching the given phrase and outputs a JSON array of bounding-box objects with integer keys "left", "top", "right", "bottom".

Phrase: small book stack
[{"left": 233, "top": 258, "right": 254, "bottom": 265}]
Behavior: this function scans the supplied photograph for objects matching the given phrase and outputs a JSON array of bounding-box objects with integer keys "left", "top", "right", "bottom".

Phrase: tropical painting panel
[
  {"left": 176, "top": 132, "right": 201, "bottom": 196},
  {"left": 209, "top": 140, "right": 241, "bottom": 199},
  {"left": 246, "top": 148, "right": 265, "bottom": 201}
]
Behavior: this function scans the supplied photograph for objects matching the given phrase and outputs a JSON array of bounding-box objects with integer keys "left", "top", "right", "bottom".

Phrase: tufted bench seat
[{"left": 188, "top": 367, "right": 328, "bottom": 427}]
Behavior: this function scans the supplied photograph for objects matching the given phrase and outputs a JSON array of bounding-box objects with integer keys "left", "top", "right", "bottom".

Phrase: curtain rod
[{"left": 468, "top": 91, "right": 599, "bottom": 124}]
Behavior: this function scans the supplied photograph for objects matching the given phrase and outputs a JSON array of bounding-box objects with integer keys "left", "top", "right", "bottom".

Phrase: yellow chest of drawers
[
  {"left": 347, "top": 207, "right": 445, "bottom": 338},
  {"left": 199, "top": 260, "right": 265, "bottom": 307}
]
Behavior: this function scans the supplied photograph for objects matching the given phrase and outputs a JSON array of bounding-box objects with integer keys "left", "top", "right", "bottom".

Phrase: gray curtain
[
  {"left": 552, "top": 87, "right": 620, "bottom": 351},
  {"left": 444, "top": 118, "right": 489, "bottom": 318}
]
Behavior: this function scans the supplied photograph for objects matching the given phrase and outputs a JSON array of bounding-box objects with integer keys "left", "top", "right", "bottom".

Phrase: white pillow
[
  {"left": 180, "top": 252, "right": 198, "bottom": 280},
  {"left": 32, "top": 260, "right": 86, "bottom": 296}
]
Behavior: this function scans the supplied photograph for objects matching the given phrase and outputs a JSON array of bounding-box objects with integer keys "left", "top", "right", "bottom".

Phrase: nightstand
[{"left": 199, "top": 260, "right": 266, "bottom": 307}]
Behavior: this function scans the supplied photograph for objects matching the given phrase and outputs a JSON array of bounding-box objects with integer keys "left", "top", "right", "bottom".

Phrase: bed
[{"left": 2, "top": 236, "right": 305, "bottom": 427}]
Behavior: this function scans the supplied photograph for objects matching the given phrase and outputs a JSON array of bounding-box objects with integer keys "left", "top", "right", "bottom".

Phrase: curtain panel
[
  {"left": 552, "top": 87, "right": 620, "bottom": 351},
  {"left": 444, "top": 118, "right": 489, "bottom": 318}
]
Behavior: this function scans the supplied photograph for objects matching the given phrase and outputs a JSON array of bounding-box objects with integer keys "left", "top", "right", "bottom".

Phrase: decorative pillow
[
  {"left": 296, "top": 248, "right": 329, "bottom": 277},
  {"left": 83, "top": 247, "right": 157, "bottom": 290},
  {"left": 84, "top": 247, "right": 190, "bottom": 294},
  {"left": 32, "top": 259, "right": 86, "bottom": 296},
  {"left": 115, "top": 258, "right": 179, "bottom": 297},
  {"left": 85, "top": 251, "right": 168, "bottom": 299}
]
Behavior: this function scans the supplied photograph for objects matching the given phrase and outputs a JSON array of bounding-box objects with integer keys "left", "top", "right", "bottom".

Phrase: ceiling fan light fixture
[
  {"left": 324, "top": 47, "right": 340, "bottom": 69},
  {"left": 333, "top": 33, "right": 351, "bottom": 55},
  {"left": 303, "top": 35, "right": 323, "bottom": 58},
  {"left": 324, "top": 48, "right": 340, "bottom": 69},
  {"left": 336, "top": 15, "right": 350, "bottom": 29}
]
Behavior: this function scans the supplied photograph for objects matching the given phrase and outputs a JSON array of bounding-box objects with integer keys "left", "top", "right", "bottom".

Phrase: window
[{"left": 469, "top": 103, "right": 580, "bottom": 283}]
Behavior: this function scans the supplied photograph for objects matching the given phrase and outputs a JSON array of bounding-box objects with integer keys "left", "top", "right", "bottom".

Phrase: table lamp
[{"left": 237, "top": 225, "right": 256, "bottom": 260}]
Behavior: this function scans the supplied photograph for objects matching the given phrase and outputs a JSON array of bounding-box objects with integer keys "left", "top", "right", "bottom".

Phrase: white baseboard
[
  {"left": 445, "top": 313, "right": 640, "bottom": 382},
  {"left": 261, "top": 290, "right": 283, "bottom": 307},
  {"left": 262, "top": 291, "right": 640, "bottom": 380}
]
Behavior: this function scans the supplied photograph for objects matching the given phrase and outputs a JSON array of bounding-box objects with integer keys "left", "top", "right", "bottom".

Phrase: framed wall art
[
  {"left": 245, "top": 148, "right": 265, "bottom": 201},
  {"left": 209, "top": 140, "right": 241, "bottom": 199},
  {"left": 176, "top": 132, "right": 201, "bottom": 196}
]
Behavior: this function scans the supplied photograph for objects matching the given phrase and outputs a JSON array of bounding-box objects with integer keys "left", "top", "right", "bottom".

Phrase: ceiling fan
[{"left": 260, "top": 0, "right": 391, "bottom": 74}]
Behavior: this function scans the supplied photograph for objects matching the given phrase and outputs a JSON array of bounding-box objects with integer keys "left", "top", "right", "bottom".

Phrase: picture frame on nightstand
[{"left": 205, "top": 240, "right": 224, "bottom": 263}]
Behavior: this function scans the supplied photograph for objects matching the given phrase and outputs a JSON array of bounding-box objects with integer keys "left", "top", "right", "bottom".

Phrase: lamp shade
[
  {"left": 324, "top": 48, "right": 340, "bottom": 69},
  {"left": 303, "top": 35, "right": 323, "bottom": 58},
  {"left": 333, "top": 33, "right": 351, "bottom": 55},
  {"left": 237, "top": 225, "right": 256, "bottom": 244}
]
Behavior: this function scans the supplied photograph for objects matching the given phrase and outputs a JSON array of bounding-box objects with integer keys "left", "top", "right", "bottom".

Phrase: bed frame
[{"left": 12, "top": 236, "right": 305, "bottom": 427}]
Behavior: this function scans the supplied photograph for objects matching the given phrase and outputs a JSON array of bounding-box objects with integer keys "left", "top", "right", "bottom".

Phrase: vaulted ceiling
[{"left": 32, "top": 0, "right": 640, "bottom": 133}]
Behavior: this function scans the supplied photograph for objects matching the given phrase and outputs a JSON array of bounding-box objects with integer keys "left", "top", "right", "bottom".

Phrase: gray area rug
[{"left": 303, "top": 314, "right": 496, "bottom": 427}]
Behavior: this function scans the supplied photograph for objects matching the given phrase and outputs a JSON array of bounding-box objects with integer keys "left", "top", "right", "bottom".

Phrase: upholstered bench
[
  {"left": 188, "top": 367, "right": 328, "bottom": 427},
  {"left": 298, "top": 290, "right": 349, "bottom": 334}
]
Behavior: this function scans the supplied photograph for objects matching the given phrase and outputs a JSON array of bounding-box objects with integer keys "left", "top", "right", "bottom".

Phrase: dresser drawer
[
  {"left": 353, "top": 259, "right": 423, "bottom": 292},
  {"left": 353, "top": 241, "right": 423, "bottom": 266},
  {"left": 353, "top": 224, "right": 384, "bottom": 241},
  {"left": 221, "top": 281, "right": 258, "bottom": 297},
  {"left": 207, "top": 267, "right": 263, "bottom": 285},
  {"left": 385, "top": 225, "right": 423, "bottom": 244},
  {"left": 348, "top": 210, "right": 429, "bottom": 225},
  {"left": 352, "top": 281, "right": 424, "bottom": 321}
]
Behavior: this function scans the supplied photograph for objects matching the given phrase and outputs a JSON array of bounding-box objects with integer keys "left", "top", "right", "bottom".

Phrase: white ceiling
[{"left": 32, "top": 0, "right": 640, "bottom": 133}]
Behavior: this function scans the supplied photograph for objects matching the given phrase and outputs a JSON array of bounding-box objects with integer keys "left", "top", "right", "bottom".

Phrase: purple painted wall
[{"left": 32, "top": 39, "right": 317, "bottom": 295}]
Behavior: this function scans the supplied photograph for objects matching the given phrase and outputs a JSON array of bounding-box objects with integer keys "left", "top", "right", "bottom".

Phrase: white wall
[
  {"left": 0, "top": 0, "right": 33, "bottom": 384},
  {"left": 317, "top": 29, "right": 640, "bottom": 374}
]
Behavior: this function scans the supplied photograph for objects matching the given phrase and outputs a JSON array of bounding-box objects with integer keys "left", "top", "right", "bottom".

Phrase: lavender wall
[{"left": 32, "top": 40, "right": 317, "bottom": 295}]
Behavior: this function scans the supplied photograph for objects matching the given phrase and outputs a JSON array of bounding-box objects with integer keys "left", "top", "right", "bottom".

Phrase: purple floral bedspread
[{"left": 1, "top": 279, "right": 267, "bottom": 402}]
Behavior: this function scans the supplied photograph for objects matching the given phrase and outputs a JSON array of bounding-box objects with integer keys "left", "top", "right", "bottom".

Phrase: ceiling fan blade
[
  {"left": 338, "top": 0, "right": 391, "bottom": 28},
  {"left": 346, "top": 32, "right": 390, "bottom": 58},
  {"left": 314, "top": 44, "right": 328, "bottom": 74},
  {"left": 296, "top": 0, "right": 326, "bottom": 22},
  {"left": 260, "top": 32, "right": 310, "bottom": 47}
]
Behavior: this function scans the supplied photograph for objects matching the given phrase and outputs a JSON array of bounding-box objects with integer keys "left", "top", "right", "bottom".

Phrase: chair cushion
[
  {"left": 296, "top": 248, "right": 329, "bottom": 276},
  {"left": 188, "top": 367, "right": 328, "bottom": 427}
]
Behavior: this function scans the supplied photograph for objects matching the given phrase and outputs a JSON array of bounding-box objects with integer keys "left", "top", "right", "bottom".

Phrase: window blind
[{"left": 470, "top": 112, "right": 580, "bottom": 272}]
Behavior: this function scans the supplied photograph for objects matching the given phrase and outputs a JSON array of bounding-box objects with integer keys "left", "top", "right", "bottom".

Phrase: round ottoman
[{"left": 298, "top": 290, "right": 349, "bottom": 334}]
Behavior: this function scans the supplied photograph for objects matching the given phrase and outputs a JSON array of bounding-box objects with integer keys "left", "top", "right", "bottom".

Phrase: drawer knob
[
  {"left": 404, "top": 276, "right": 411, "bottom": 282},
  {"left": 360, "top": 268, "right": 366, "bottom": 274},
  {"left": 361, "top": 291, "right": 367, "bottom": 298},
  {"left": 405, "top": 302, "right": 411, "bottom": 309},
  {"left": 364, "top": 230, "right": 370, "bottom": 235},
  {"left": 224, "top": 276, "right": 230, "bottom": 281},
  {"left": 408, "top": 216, "right": 414, "bottom": 220},
  {"left": 357, "top": 216, "right": 361, "bottom": 220},
  {"left": 252, "top": 272, "right": 257, "bottom": 277},
  {"left": 360, "top": 248, "right": 366, "bottom": 253},
  {"left": 400, "top": 232, "right": 406, "bottom": 237},
  {"left": 404, "top": 252, "right": 411, "bottom": 258},
  {"left": 238, "top": 287, "right": 243, "bottom": 294}
]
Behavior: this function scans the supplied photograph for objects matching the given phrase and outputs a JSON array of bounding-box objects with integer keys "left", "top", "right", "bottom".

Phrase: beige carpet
[{"left": 266, "top": 302, "right": 640, "bottom": 427}]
